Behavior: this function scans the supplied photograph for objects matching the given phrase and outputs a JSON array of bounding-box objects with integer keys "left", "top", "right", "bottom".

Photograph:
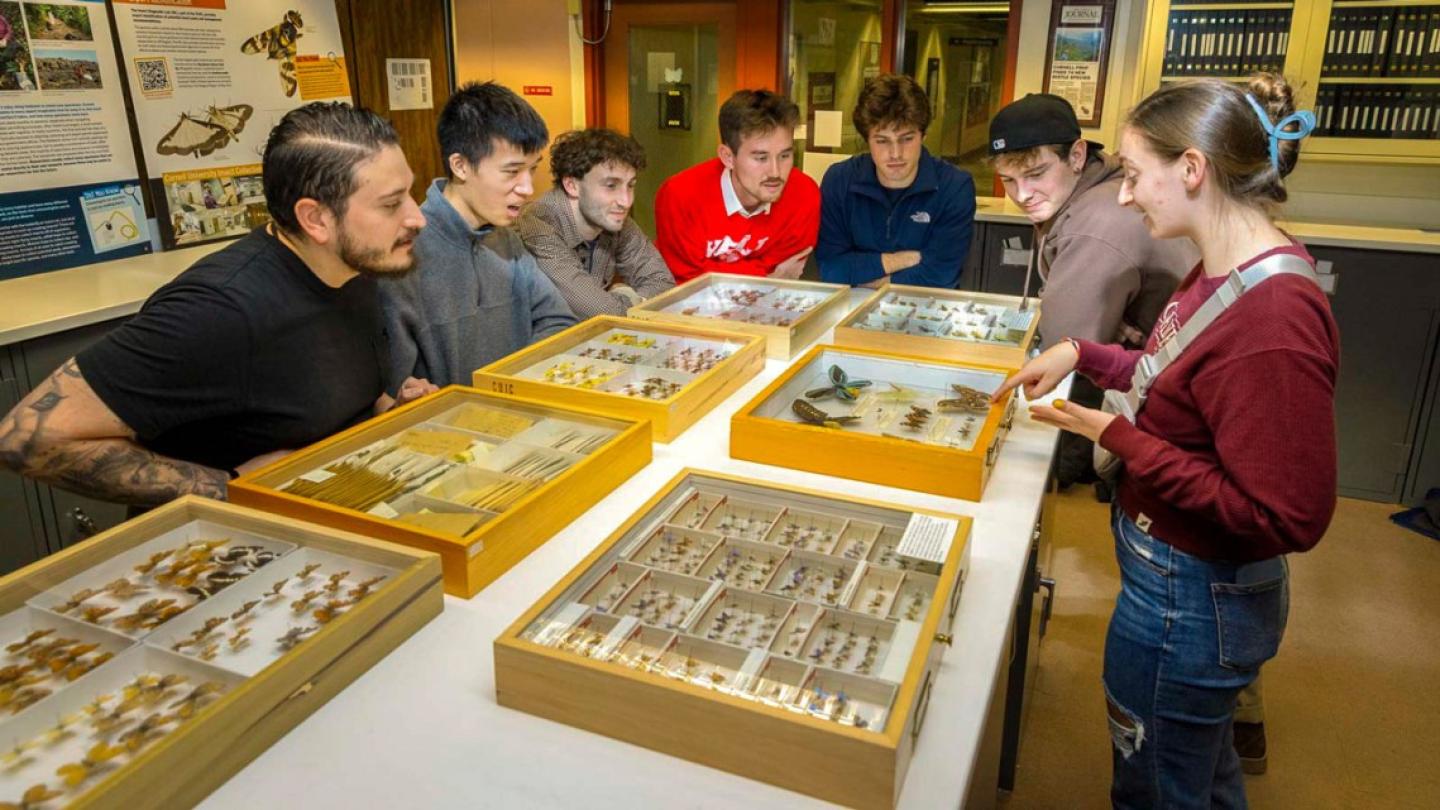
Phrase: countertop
[{"left": 197, "top": 291, "right": 1069, "bottom": 810}]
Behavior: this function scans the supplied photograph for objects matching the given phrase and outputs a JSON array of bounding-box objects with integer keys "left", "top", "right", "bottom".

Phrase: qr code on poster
[{"left": 134, "top": 57, "right": 173, "bottom": 97}]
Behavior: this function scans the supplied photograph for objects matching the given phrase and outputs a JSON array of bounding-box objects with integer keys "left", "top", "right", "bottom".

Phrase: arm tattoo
[{"left": 0, "top": 359, "right": 228, "bottom": 507}]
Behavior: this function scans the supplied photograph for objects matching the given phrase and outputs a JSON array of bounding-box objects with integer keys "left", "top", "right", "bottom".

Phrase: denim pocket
[
  {"left": 1211, "top": 575, "right": 1288, "bottom": 671},
  {"left": 1114, "top": 512, "right": 1168, "bottom": 578}
]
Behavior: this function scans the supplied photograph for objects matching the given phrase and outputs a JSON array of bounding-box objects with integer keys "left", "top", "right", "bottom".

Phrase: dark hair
[
  {"left": 549, "top": 128, "right": 647, "bottom": 185},
  {"left": 718, "top": 89, "right": 800, "bottom": 152},
  {"left": 853, "top": 74, "right": 932, "bottom": 139},
  {"left": 1124, "top": 73, "right": 1302, "bottom": 212},
  {"left": 438, "top": 82, "right": 549, "bottom": 175},
  {"left": 989, "top": 143, "right": 1073, "bottom": 169},
  {"left": 262, "top": 102, "right": 400, "bottom": 235}
]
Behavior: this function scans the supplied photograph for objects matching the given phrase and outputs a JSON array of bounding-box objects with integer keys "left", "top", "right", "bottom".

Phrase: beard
[
  {"left": 578, "top": 194, "right": 626, "bottom": 235},
  {"left": 338, "top": 224, "right": 418, "bottom": 278}
]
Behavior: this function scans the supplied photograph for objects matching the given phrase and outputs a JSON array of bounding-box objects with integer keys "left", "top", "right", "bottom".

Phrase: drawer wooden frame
[
  {"left": 627, "top": 273, "right": 851, "bottom": 359},
  {"left": 230, "top": 386, "right": 652, "bottom": 597},
  {"left": 0, "top": 496, "right": 443, "bottom": 809},
  {"left": 832, "top": 284, "right": 1040, "bottom": 368},
  {"left": 473, "top": 316, "right": 766, "bottom": 442},
  {"left": 494, "top": 469, "right": 971, "bottom": 810},
  {"left": 731, "top": 345, "right": 1019, "bottom": 502}
]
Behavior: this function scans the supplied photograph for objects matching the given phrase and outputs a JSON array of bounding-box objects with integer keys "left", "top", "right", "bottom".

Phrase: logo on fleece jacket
[{"left": 705, "top": 234, "right": 770, "bottom": 262}]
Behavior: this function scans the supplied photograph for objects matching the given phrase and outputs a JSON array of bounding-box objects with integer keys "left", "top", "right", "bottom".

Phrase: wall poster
[
  {"left": 110, "top": 0, "right": 352, "bottom": 249},
  {"left": 1042, "top": 2, "right": 1116, "bottom": 127},
  {"left": 0, "top": 0, "right": 148, "bottom": 280}
]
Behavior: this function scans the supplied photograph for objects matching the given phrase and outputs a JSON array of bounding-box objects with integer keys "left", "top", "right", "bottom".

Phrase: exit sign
[{"left": 523, "top": 85, "right": 553, "bottom": 96}]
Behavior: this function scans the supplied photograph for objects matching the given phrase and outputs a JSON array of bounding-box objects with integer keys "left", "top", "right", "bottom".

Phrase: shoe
[
  {"left": 1093, "top": 481, "right": 1113, "bottom": 504},
  {"left": 1233, "top": 721, "right": 1267, "bottom": 775}
]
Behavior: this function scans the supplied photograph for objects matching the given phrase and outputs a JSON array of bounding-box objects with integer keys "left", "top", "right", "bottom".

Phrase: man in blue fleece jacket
[{"left": 816, "top": 74, "right": 976, "bottom": 289}]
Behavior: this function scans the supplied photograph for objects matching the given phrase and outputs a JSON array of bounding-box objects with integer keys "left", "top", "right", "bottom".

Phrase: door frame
[{"left": 600, "top": 3, "right": 738, "bottom": 134}]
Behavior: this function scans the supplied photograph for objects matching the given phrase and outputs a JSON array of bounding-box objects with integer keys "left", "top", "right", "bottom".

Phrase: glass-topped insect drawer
[
  {"left": 474, "top": 316, "right": 765, "bottom": 442},
  {"left": 627, "top": 273, "right": 852, "bottom": 359},
  {"left": 494, "top": 470, "right": 970, "bottom": 810},
  {"left": 0, "top": 496, "right": 441, "bottom": 809},
  {"left": 731, "top": 345, "right": 1019, "bottom": 501},
  {"left": 834, "top": 284, "right": 1040, "bottom": 367},
  {"left": 230, "top": 386, "right": 652, "bottom": 597}
]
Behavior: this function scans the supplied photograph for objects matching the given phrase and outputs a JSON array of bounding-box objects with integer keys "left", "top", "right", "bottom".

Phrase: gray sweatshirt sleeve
[
  {"left": 1037, "top": 235, "right": 1139, "bottom": 349},
  {"left": 613, "top": 218, "right": 676, "bottom": 300},
  {"left": 378, "top": 274, "right": 427, "bottom": 397},
  {"left": 520, "top": 254, "right": 580, "bottom": 338}
]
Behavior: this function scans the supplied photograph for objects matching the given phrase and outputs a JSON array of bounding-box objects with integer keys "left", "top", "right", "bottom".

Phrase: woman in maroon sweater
[{"left": 995, "top": 74, "right": 1338, "bottom": 808}]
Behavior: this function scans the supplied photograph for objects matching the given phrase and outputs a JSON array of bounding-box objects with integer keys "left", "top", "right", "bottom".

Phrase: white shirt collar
[{"left": 720, "top": 168, "right": 772, "bottom": 218}]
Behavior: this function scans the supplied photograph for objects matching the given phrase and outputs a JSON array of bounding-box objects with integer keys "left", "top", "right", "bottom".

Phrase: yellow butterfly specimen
[{"left": 55, "top": 741, "right": 126, "bottom": 787}]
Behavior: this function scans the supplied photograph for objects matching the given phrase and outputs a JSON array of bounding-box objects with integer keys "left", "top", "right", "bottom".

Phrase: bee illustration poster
[
  {"left": 0, "top": 0, "right": 149, "bottom": 280},
  {"left": 111, "top": 0, "right": 351, "bottom": 249}
]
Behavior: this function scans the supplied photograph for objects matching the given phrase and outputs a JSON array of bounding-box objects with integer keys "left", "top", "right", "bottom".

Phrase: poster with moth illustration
[
  {"left": 0, "top": 0, "right": 150, "bottom": 280},
  {"left": 111, "top": 0, "right": 351, "bottom": 249}
]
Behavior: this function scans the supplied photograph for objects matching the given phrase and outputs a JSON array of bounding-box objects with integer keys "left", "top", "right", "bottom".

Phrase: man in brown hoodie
[{"left": 989, "top": 94, "right": 1195, "bottom": 489}]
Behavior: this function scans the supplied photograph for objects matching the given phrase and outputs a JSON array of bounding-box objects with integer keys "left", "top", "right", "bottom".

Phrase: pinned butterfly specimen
[
  {"left": 168, "top": 682, "right": 225, "bottom": 720},
  {"left": 227, "top": 627, "right": 251, "bottom": 652},
  {"left": 55, "top": 741, "right": 126, "bottom": 788},
  {"left": 134, "top": 550, "right": 173, "bottom": 576},
  {"left": 240, "top": 10, "right": 303, "bottom": 96},
  {"left": 290, "top": 590, "right": 322, "bottom": 613},
  {"left": 39, "top": 712, "right": 83, "bottom": 746},
  {"left": 44, "top": 642, "right": 99, "bottom": 673},
  {"left": 229, "top": 600, "right": 260, "bottom": 622},
  {"left": 0, "top": 783, "right": 62, "bottom": 807},
  {"left": 323, "top": 571, "right": 350, "bottom": 594},
  {"left": 0, "top": 740, "right": 34, "bottom": 769},
  {"left": 313, "top": 600, "right": 351, "bottom": 625},
  {"left": 347, "top": 575, "right": 386, "bottom": 600},
  {"left": 5, "top": 629, "right": 55, "bottom": 654},
  {"left": 103, "top": 577, "right": 149, "bottom": 600},
  {"left": 53, "top": 588, "right": 99, "bottom": 614},
  {"left": 805, "top": 365, "right": 873, "bottom": 402},
  {"left": 155, "top": 104, "right": 254, "bottom": 159},
  {"left": 297, "top": 562, "right": 322, "bottom": 580},
  {"left": 264, "top": 577, "right": 290, "bottom": 599},
  {"left": 117, "top": 712, "right": 170, "bottom": 753},
  {"left": 78, "top": 605, "right": 118, "bottom": 625},
  {"left": 275, "top": 625, "right": 317, "bottom": 651},
  {"left": 113, "top": 598, "right": 180, "bottom": 632}
]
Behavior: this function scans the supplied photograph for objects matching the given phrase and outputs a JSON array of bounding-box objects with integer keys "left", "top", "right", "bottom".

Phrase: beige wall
[
  {"left": 1013, "top": 0, "right": 1440, "bottom": 229},
  {"left": 451, "top": 0, "right": 587, "bottom": 194}
]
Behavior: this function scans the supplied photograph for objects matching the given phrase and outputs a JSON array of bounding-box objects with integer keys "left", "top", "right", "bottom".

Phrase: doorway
[{"left": 601, "top": 3, "right": 737, "bottom": 235}]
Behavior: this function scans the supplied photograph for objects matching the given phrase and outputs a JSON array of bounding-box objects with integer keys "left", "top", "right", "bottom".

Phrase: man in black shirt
[{"left": 0, "top": 102, "right": 433, "bottom": 506}]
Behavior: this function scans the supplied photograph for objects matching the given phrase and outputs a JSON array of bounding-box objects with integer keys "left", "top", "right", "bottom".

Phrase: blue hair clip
[{"left": 1245, "top": 93, "right": 1316, "bottom": 170}]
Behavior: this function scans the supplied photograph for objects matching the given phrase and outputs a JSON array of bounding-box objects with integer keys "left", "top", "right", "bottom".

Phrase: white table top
[{"left": 199, "top": 292, "right": 1065, "bottom": 809}]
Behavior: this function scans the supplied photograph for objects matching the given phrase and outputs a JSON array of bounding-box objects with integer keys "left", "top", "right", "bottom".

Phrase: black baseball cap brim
[{"left": 989, "top": 93, "right": 1104, "bottom": 156}]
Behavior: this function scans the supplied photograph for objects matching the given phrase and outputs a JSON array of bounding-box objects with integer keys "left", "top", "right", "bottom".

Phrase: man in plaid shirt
[{"left": 517, "top": 129, "right": 675, "bottom": 319}]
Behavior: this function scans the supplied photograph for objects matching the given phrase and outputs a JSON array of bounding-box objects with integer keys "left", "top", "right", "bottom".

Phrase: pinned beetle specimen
[
  {"left": 805, "top": 365, "right": 872, "bottom": 402},
  {"left": 792, "top": 400, "right": 861, "bottom": 429}
]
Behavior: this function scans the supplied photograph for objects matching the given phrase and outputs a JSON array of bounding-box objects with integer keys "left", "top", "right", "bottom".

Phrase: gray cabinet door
[
  {"left": 16, "top": 320, "right": 133, "bottom": 551},
  {"left": 1310, "top": 246, "right": 1440, "bottom": 502},
  {"left": 958, "top": 222, "right": 985, "bottom": 291},
  {"left": 982, "top": 224, "right": 1035, "bottom": 297},
  {"left": 0, "top": 347, "right": 50, "bottom": 575}
]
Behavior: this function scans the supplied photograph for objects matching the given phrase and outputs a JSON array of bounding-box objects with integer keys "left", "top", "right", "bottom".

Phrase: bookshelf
[{"left": 1139, "top": 0, "right": 1440, "bottom": 164}]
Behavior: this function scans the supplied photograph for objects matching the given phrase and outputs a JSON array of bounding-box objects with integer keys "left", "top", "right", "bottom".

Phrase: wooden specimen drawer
[
  {"left": 833, "top": 284, "right": 1039, "bottom": 368},
  {"left": 494, "top": 470, "right": 971, "bottom": 809},
  {"left": 230, "top": 386, "right": 651, "bottom": 597}
]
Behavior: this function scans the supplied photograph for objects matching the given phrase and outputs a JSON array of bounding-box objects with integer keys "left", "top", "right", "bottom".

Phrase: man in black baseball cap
[{"left": 988, "top": 93, "right": 1194, "bottom": 491}]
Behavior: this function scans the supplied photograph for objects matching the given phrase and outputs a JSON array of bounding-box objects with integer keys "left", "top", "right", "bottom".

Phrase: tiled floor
[{"left": 999, "top": 489, "right": 1440, "bottom": 809}]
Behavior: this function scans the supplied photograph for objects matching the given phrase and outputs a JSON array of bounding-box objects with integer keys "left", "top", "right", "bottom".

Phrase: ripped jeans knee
[{"left": 1106, "top": 684, "right": 1145, "bottom": 759}]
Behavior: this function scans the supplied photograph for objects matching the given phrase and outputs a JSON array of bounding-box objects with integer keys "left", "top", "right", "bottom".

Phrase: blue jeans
[{"left": 1104, "top": 507, "right": 1288, "bottom": 809}]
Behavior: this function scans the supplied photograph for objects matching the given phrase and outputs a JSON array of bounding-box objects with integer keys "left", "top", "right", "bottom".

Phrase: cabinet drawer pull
[{"left": 911, "top": 670, "right": 935, "bottom": 742}]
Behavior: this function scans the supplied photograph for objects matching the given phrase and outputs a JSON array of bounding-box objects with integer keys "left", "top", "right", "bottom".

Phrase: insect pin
[{"left": 55, "top": 741, "right": 126, "bottom": 787}]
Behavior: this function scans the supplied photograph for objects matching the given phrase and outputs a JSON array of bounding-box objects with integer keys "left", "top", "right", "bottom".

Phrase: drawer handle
[
  {"left": 948, "top": 575, "right": 963, "bottom": 620},
  {"left": 934, "top": 633, "right": 953, "bottom": 646},
  {"left": 911, "top": 670, "right": 935, "bottom": 742}
]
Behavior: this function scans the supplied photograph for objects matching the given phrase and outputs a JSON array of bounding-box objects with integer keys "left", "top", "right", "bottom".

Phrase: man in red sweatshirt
[{"left": 654, "top": 89, "right": 820, "bottom": 283}]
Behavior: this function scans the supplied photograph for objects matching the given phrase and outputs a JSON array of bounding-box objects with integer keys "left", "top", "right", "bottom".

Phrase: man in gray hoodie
[
  {"left": 380, "top": 82, "right": 576, "bottom": 391},
  {"left": 990, "top": 94, "right": 1195, "bottom": 488}
]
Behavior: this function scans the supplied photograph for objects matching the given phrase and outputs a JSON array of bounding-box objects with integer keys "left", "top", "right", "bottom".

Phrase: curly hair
[
  {"left": 549, "top": 128, "right": 647, "bottom": 185},
  {"left": 853, "top": 74, "right": 932, "bottom": 139}
]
